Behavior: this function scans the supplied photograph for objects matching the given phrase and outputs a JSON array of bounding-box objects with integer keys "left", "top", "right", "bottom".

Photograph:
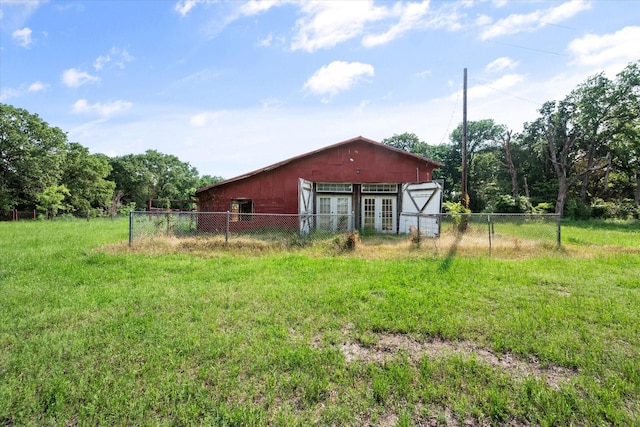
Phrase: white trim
[
  {"left": 316, "top": 183, "right": 353, "bottom": 193},
  {"left": 361, "top": 183, "right": 398, "bottom": 193}
]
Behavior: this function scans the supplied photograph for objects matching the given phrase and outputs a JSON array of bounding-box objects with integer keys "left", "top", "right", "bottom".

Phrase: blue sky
[{"left": 1, "top": 0, "right": 639, "bottom": 179}]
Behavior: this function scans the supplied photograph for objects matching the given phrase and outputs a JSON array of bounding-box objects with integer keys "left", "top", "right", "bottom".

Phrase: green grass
[
  {"left": 562, "top": 219, "right": 640, "bottom": 247},
  {"left": 1, "top": 218, "right": 639, "bottom": 425}
]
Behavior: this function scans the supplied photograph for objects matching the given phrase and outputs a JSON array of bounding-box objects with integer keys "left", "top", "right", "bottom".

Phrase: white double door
[
  {"left": 362, "top": 196, "right": 396, "bottom": 233},
  {"left": 317, "top": 195, "right": 352, "bottom": 231}
]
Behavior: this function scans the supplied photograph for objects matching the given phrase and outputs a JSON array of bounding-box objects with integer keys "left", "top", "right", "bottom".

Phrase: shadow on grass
[{"left": 438, "top": 231, "right": 464, "bottom": 272}]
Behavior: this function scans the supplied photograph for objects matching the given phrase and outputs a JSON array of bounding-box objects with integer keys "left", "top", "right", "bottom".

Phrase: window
[
  {"left": 362, "top": 183, "right": 398, "bottom": 193},
  {"left": 230, "top": 199, "right": 253, "bottom": 221},
  {"left": 316, "top": 183, "right": 352, "bottom": 193}
]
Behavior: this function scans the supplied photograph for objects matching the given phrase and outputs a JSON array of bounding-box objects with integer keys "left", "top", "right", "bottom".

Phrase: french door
[
  {"left": 362, "top": 196, "right": 396, "bottom": 233},
  {"left": 317, "top": 195, "right": 352, "bottom": 232}
]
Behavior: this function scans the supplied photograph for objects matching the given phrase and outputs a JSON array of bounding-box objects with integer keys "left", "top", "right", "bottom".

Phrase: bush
[
  {"left": 532, "top": 202, "right": 554, "bottom": 214},
  {"left": 565, "top": 199, "right": 591, "bottom": 220},
  {"left": 591, "top": 198, "right": 639, "bottom": 220},
  {"left": 443, "top": 201, "right": 471, "bottom": 215},
  {"left": 491, "top": 195, "right": 531, "bottom": 213},
  {"left": 443, "top": 201, "right": 471, "bottom": 232}
]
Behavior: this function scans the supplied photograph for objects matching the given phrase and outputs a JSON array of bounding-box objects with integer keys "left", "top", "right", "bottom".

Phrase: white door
[
  {"left": 298, "top": 178, "right": 314, "bottom": 234},
  {"left": 399, "top": 181, "right": 443, "bottom": 236},
  {"left": 317, "top": 195, "right": 351, "bottom": 232},
  {"left": 362, "top": 196, "right": 396, "bottom": 233}
]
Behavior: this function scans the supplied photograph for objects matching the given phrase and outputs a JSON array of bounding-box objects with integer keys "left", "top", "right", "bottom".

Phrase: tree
[
  {"left": 569, "top": 68, "right": 639, "bottom": 205},
  {"left": 61, "top": 144, "right": 115, "bottom": 213},
  {"left": 37, "top": 185, "right": 72, "bottom": 218},
  {"left": 449, "top": 120, "right": 510, "bottom": 211},
  {"left": 381, "top": 132, "right": 427, "bottom": 153},
  {"left": 609, "top": 62, "right": 640, "bottom": 208},
  {"left": 523, "top": 61, "right": 640, "bottom": 216},
  {"left": 108, "top": 150, "right": 201, "bottom": 209},
  {"left": 499, "top": 130, "right": 519, "bottom": 197},
  {"left": 529, "top": 99, "right": 583, "bottom": 216},
  {"left": 0, "top": 104, "right": 67, "bottom": 212}
]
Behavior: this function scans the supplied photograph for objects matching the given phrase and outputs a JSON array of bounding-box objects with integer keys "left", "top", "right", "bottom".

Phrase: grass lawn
[{"left": 1, "top": 218, "right": 639, "bottom": 426}]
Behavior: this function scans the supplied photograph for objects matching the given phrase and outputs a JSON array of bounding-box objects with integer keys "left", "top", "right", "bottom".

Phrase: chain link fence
[
  {"left": 129, "top": 211, "right": 560, "bottom": 251},
  {"left": 400, "top": 213, "right": 561, "bottom": 251}
]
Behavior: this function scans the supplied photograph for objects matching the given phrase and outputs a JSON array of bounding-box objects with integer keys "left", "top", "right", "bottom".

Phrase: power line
[
  {"left": 473, "top": 79, "right": 543, "bottom": 106},
  {"left": 439, "top": 88, "right": 461, "bottom": 145},
  {"left": 493, "top": 41, "right": 569, "bottom": 57}
]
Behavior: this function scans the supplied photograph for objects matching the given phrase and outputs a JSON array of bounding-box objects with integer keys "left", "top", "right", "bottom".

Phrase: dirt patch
[{"left": 338, "top": 332, "right": 575, "bottom": 390}]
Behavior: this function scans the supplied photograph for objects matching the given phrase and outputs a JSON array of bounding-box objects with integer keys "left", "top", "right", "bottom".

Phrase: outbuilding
[{"left": 196, "top": 136, "right": 444, "bottom": 235}]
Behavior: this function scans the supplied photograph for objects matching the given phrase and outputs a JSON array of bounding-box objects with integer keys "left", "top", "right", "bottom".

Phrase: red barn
[{"left": 196, "top": 136, "right": 444, "bottom": 234}]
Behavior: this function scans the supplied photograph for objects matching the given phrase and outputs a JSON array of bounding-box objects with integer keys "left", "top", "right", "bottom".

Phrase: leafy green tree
[
  {"left": 448, "top": 119, "right": 510, "bottom": 211},
  {"left": 609, "top": 62, "right": 640, "bottom": 208},
  {"left": 108, "top": 150, "right": 201, "bottom": 209},
  {"left": 381, "top": 132, "right": 429, "bottom": 154},
  {"left": 0, "top": 104, "right": 67, "bottom": 212},
  {"left": 522, "top": 61, "right": 640, "bottom": 216},
  {"left": 37, "top": 185, "right": 72, "bottom": 218},
  {"left": 61, "top": 144, "right": 115, "bottom": 213},
  {"left": 569, "top": 65, "right": 640, "bottom": 205}
]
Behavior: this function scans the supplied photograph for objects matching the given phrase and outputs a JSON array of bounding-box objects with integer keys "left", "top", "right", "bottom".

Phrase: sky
[{"left": 1, "top": 0, "right": 639, "bottom": 179}]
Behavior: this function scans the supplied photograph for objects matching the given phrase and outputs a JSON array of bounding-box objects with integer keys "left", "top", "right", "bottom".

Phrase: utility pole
[{"left": 461, "top": 68, "right": 468, "bottom": 209}]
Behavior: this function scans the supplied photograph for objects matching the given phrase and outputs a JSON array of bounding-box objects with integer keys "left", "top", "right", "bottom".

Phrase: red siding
[{"left": 197, "top": 138, "right": 439, "bottom": 214}]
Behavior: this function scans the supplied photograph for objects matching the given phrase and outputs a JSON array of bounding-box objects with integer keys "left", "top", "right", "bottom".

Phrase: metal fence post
[
  {"left": 226, "top": 211, "right": 230, "bottom": 243},
  {"left": 416, "top": 214, "right": 421, "bottom": 247},
  {"left": 556, "top": 214, "right": 562, "bottom": 248},
  {"left": 128, "top": 211, "right": 134, "bottom": 246},
  {"left": 487, "top": 214, "right": 492, "bottom": 251}
]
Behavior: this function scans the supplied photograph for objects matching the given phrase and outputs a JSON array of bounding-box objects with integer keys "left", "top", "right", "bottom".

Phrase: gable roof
[{"left": 196, "top": 135, "right": 444, "bottom": 194}]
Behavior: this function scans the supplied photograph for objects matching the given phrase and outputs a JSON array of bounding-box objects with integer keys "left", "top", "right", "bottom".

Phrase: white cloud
[
  {"left": 475, "top": 14, "right": 492, "bottom": 26},
  {"left": 258, "top": 33, "right": 273, "bottom": 47},
  {"left": 303, "top": 61, "right": 374, "bottom": 99},
  {"left": 480, "top": 0, "right": 591, "bottom": 40},
  {"left": 62, "top": 68, "right": 100, "bottom": 88},
  {"left": 240, "top": 0, "right": 283, "bottom": 16},
  {"left": 261, "top": 98, "right": 283, "bottom": 111},
  {"left": 94, "top": 54, "right": 111, "bottom": 71},
  {"left": 485, "top": 57, "right": 518, "bottom": 73},
  {"left": 12, "top": 27, "right": 32, "bottom": 47},
  {"left": 189, "top": 111, "right": 225, "bottom": 127},
  {"left": 362, "top": 0, "right": 430, "bottom": 47},
  {"left": 174, "top": 0, "right": 201, "bottom": 17},
  {"left": 72, "top": 99, "right": 132, "bottom": 117},
  {"left": 568, "top": 26, "right": 640, "bottom": 70},
  {"left": 291, "top": 1, "right": 387, "bottom": 52},
  {"left": 1, "top": 1, "right": 44, "bottom": 30},
  {"left": 27, "top": 81, "right": 49, "bottom": 92},
  {"left": 94, "top": 47, "right": 134, "bottom": 71},
  {"left": 456, "top": 73, "right": 526, "bottom": 101},
  {"left": 0, "top": 87, "right": 21, "bottom": 102}
]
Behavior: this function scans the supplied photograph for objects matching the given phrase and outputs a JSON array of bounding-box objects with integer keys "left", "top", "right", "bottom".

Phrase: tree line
[
  {"left": 0, "top": 103, "right": 221, "bottom": 218},
  {"left": 2, "top": 61, "right": 638, "bottom": 219},
  {"left": 383, "top": 61, "right": 640, "bottom": 219}
]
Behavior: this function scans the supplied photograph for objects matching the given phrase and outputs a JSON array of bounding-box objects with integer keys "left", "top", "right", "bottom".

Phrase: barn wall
[{"left": 198, "top": 139, "right": 438, "bottom": 214}]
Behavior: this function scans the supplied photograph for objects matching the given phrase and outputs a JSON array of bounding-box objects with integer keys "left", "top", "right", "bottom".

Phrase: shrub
[
  {"left": 443, "top": 201, "right": 471, "bottom": 232},
  {"left": 591, "top": 198, "right": 639, "bottom": 220},
  {"left": 532, "top": 202, "right": 554, "bottom": 214},
  {"left": 565, "top": 199, "right": 591, "bottom": 220},
  {"left": 492, "top": 195, "right": 531, "bottom": 213}
]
